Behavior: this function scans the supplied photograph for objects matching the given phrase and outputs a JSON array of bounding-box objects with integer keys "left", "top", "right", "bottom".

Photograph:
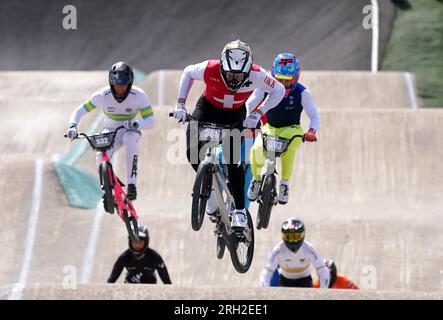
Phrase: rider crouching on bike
[
  {"left": 260, "top": 217, "right": 330, "bottom": 288},
  {"left": 66, "top": 62, "right": 155, "bottom": 201},
  {"left": 247, "top": 53, "right": 320, "bottom": 204},
  {"left": 172, "top": 40, "right": 285, "bottom": 232},
  {"left": 107, "top": 225, "right": 172, "bottom": 284}
]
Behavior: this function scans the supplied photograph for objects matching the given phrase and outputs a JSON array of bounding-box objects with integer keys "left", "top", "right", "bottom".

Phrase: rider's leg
[
  {"left": 186, "top": 96, "right": 216, "bottom": 172},
  {"left": 122, "top": 130, "right": 141, "bottom": 200},
  {"left": 248, "top": 124, "right": 275, "bottom": 200},
  {"left": 249, "top": 132, "right": 265, "bottom": 180},
  {"left": 278, "top": 125, "right": 304, "bottom": 204}
]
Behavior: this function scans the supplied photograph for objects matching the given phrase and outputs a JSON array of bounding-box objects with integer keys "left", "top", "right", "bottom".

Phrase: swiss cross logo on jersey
[
  {"left": 264, "top": 76, "right": 275, "bottom": 88},
  {"left": 278, "top": 58, "right": 294, "bottom": 66},
  {"left": 213, "top": 94, "right": 245, "bottom": 109}
]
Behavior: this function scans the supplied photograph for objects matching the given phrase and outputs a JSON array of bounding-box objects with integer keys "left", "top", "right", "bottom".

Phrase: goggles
[
  {"left": 282, "top": 231, "right": 305, "bottom": 243},
  {"left": 275, "top": 74, "right": 295, "bottom": 81},
  {"left": 225, "top": 71, "right": 245, "bottom": 82}
]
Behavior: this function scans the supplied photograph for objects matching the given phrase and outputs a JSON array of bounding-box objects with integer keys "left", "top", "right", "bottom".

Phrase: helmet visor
[
  {"left": 282, "top": 230, "right": 305, "bottom": 243},
  {"left": 225, "top": 71, "right": 245, "bottom": 82},
  {"left": 131, "top": 239, "right": 146, "bottom": 251},
  {"left": 275, "top": 74, "right": 294, "bottom": 81},
  {"left": 110, "top": 71, "right": 131, "bottom": 85}
]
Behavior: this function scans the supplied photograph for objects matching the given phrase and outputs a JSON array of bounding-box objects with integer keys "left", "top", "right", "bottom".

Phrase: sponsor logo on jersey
[
  {"left": 210, "top": 77, "right": 220, "bottom": 83},
  {"left": 126, "top": 108, "right": 133, "bottom": 113},
  {"left": 107, "top": 107, "right": 116, "bottom": 112},
  {"left": 242, "top": 80, "right": 253, "bottom": 88},
  {"left": 264, "top": 76, "right": 275, "bottom": 88},
  {"left": 209, "top": 85, "right": 219, "bottom": 92}
]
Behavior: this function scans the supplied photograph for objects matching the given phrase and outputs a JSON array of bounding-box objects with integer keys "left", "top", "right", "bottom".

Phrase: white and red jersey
[{"left": 178, "top": 59, "right": 285, "bottom": 112}]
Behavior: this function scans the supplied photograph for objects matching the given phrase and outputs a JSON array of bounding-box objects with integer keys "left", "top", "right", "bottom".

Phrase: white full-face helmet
[{"left": 220, "top": 39, "right": 253, "bottom": 92}]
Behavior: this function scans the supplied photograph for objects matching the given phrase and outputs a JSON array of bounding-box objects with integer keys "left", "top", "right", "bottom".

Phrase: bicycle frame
[
  {"left": 100, "top": 151, "right": 138, "bottom": 222},
  {"left": 202, "top": 142, "right": 251, "bottom": 242},
  {"left": 74, "top": 126, "right": 139, "bottom": 221}
]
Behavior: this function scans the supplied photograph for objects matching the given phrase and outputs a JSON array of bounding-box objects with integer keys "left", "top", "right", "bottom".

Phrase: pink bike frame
[{"left": 101, "top": 151, "right": 139, "bottom": 222}]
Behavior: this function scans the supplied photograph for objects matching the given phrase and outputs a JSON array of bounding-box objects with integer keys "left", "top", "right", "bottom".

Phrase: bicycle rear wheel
[
  {"left": 227, "top": 209, "right": 254, "bottom": 273},
  {"left": 257, "top": 174, "right": 275, "bottom": 230},
  {"left": 191, "top": 163, "right": 212, "bottom": 231},
  {"left": 123, "top": 207, "right": 139, "bottom": 242},
  {"left": 100, "top": 162, "right": 115, "bottom": 214}
]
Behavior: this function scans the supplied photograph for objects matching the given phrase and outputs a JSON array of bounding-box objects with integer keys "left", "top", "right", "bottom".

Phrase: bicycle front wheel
[
  {"left": 100, "top": 162, "right": 115, "bottom": 214},
  {"left": 191, "top": 163, "right": 212, "bottom": 231},
  {"left": 228, "top": 209, "right": 254, "bottom": 273},
  {"left": 257, "top": 174, "right": 275, "bottom": 229}
]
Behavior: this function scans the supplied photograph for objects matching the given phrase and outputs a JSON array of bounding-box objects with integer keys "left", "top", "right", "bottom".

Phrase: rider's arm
[
  {"left": 177, "top": 61, "right": 208, "bottom": 104},
  {"left": 137, "top": 92, "right": 155, "bottom": 130},
  {"left": 259, "top": 245, "right": 280, "bottom": 287},
  {"left": 69, "top": 90, "right": 103, "bottom": 127},
  {"left": 106, "top": 254, "right": 126, "bottom": 283},
  {"left": 301, "top": 89, "right": 320, "bottom": 132},
  {"left": 245, "top": 88, "right": 266, "bottom": 116},
  {"left": 250, "top": 68, "right": 285, "bottom": 115},
  {"left": 156, "top": 257, "right": 172, "bottom": 284},
  {"left": 306, "top": 242, "right": 330, "bottom": 288}
]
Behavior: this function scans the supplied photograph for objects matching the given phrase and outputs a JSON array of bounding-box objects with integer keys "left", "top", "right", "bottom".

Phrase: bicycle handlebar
[
  {"left": 168, "top": 112, "right": 256, "bottom": 130},
  {"left": 64, "top": 126, "right": 126, "bottom": 149}
]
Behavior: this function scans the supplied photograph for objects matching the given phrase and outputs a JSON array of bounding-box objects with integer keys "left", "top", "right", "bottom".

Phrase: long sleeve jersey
[
  {"left": 178, "top": 59, "right": 285, "bottom": 113},
  {"left": 69, "top": 85, "right": 155, "bottom": 130},
  {"left": 260, "top": 241, "right": 330, "bottom": 288},
  {"left": 107, "top": 248, "right": 171, "bottom": 284},
  {"left": 246, "top": 82, "right": 320, "bottom": 131}
]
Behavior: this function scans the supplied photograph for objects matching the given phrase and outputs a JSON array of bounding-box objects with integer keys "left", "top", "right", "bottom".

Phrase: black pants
[
  {"left": 186, "top": 96, "right": 246, "bottom": 210},
  {"left": 279, "top": 275, "right": 313, "bottom": 288}
]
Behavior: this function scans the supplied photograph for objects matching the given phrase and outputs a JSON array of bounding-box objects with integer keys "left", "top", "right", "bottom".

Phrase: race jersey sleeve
[
  {"left": 107, "top": 253, "right": 126, "bottom": 283},
  {"left": 301, "top": 89, "right": 320, "bottom": 131},
  {"left": 305, "top": 242, "right": 329, "bottom": 288},
  {"left": 69, "top": 90, "right": 103, "bottom": 127},
  {"left": 178, "top": 61, "right": 208, "bottom": 100},
  {"left": 155, "top": 255, "right": 172, "bottom": 284},
  {"left": 137, "top": 91, "right": 155, "bottom": 130},
  {"left": 245, "top": 88, "right": 266, "bottom": 116},
  {"left": 260, "top": 244, "right": 281, "bottom": 287},
  {"left": 251, "top": 68, "right": 285, "bottom": 114}
]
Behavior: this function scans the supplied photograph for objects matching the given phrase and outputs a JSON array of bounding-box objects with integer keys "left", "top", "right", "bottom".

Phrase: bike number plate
[
  {"left": 265, "top": 136, "right": 287, "bottom": 153},
  {"left": 199, "top": 127, "right": 223, "bottom": 142},
  {"left": 92, "top": 135, "right": 113, "bottom": 148}
]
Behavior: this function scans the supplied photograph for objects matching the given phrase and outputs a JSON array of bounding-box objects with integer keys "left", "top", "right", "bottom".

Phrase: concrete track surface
[{"left": 1, "top": 71, "right": 443, "bottom": 300}]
